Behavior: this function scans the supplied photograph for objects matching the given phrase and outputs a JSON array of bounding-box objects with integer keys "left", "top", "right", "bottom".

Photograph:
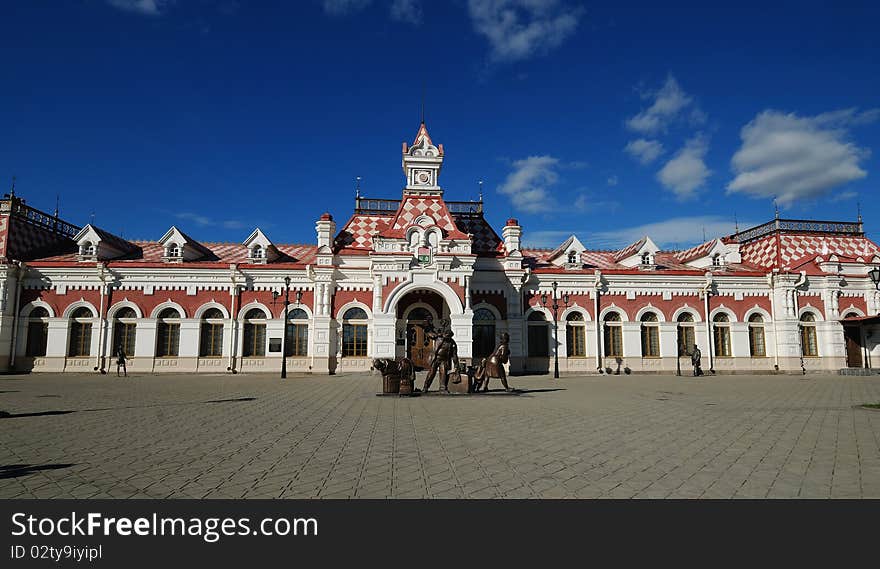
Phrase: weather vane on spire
[
  {"left": 355, "top": 176, "right": 361, "bottom": 199},
  {"left": 478, "top": 180, "right": 483, "bottom": 202}
]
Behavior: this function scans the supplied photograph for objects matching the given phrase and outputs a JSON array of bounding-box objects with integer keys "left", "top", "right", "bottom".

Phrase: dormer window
[
  {"left": 250, "top": 245, "right": 266, "bottom": 263},
  {"left": 712, "top": 253, "right": 724, "bottom": 267},
  {"left": 568, "top": 251, "right": 578, "bottom": 264},
  {"left": 641, "top": 252, "right": 653, "bottom": 265},
  {"left": 80, "top": 242, "right": 96, "bottom": 257},
  {"left": 167, "top": 243, "right": 181, "bottom": 258}
]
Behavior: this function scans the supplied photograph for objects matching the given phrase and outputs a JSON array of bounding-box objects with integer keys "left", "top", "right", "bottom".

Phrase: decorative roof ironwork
[{"left": 733, "top": 218, "right": 863, "bottom": 244}]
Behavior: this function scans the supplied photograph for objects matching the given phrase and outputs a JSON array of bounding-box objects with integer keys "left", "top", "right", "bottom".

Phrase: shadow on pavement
[
  {"left": 0, "top": 397, "right": 258, "bottom": 419},
  {"left": 0, "top": 463, "right": 75, "bottom": 479}
]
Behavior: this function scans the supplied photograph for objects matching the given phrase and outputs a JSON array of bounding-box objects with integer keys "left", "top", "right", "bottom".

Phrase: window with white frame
[
  {"left": 26, "top": 307, "right": 50, "bottom": 357},
  {"left": 112, "top": 307, "right": 137, "bottom": 358},
  {"left": 713, "top": 313, "right": 732, "bottom": 357},
  {"left": 156, "top": 307, "right": 182, "bottom": 357},
  {"left": 68, "top": 307, "right": 94, "bottom": 357},
  {"left": 566, "top": 311, "right": 586, "bottom": 357},
  {"left": 640, "top": 312, "right": 660, "bottom": 357},
  {"left": 748, "top": 314, "right": 766, "bottom": 357},
  {"left": 243, "top": 308, "right": 267, "bottom": 357}
]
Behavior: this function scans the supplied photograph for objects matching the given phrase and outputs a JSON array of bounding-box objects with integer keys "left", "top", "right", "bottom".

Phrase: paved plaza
[{"left": 2, "top": 371, "right": 880, "bottom": 499}]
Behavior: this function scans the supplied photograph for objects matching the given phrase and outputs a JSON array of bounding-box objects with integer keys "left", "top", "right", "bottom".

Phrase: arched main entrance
[{"left": 396, "top": 290, "right": 447, "bottom": 370}]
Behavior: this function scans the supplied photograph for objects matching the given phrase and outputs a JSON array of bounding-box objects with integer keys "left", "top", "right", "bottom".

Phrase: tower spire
[{"left": 9, "top": 176, "right": 15, "bottom": 199}]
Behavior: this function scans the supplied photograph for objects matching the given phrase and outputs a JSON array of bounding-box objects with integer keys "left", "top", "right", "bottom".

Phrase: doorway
[
  {"left": 843, "top": 326, "right": 863, "bottom": 368},
  {"left": 406, "top": 307, "right": 435, "bottom": 369}
]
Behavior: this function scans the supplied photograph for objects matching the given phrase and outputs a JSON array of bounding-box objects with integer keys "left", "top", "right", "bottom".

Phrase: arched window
[
  {"left": 25, "top": 307, "right": 50, "bottom": 357},
  {"left": 677, "top": 312, "right": 696, "bottom": 356},
  {"left": 112, "top": 307, "right": 137, "bottom": 358},
  {"left": 527, "top": 311, "right": 549, "bottom": 357},
  {"left": 252, "top": 245, "right": 264, "bottom": 259},
  {"left": 641, "top": 252, "right": 653, "bottom": 266},
  {"left": 167, "top": 243, "right": 181, "bottom": 258},
  {"left": 156, "top": 307, "right": 181, "bottom": 357},
  {"left": 243, "top": 308, "right": 267, "bottom": 357},
  {"left": 712, "top": 253, "right": 723, "bottom": 267},
  {"left": 68, "top": 307, "right": 94, "bottom": 357},
  {"left": 342, "top": 307, "right": 368, "bottom": 357},
  {"left": 712, "top": 313, "right": 732, "bottom": 357},
  {"left": 603, "top": 312, "right": 623, "bottom": 357},
  {"left": 200, "top": 307, "right": 224, "bottom": 357},
  {"left": 472, "top": 308, "right": 496, "bottom": 359},
  {"left": 80, "top": 241, "right": 96, "bottom": 257},
  {"left": 566, "top": 311, "right": 586, "bottom": 357},
  {"left": 567, "top": 250, "right": 578, "bottom": 264},
  {"left": 286, "top": 308, "right": 309, "bottom": 357},
  {"left": 640, "top": 312, "right": 660, "bottom": 357},
  {"left": 800, "top": 312, "right": 818, "bottom": 357},
  {"left": 748, "top": 314, "right": 766, "bottom": 357}
]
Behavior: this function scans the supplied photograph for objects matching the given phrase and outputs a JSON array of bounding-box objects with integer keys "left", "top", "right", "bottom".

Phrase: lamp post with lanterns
[
  {"left": 540, "top": 281, "right": 569, "bottom": 379},
  {"left": 273, "top": 276, "right": 302, "bottom": 380}
]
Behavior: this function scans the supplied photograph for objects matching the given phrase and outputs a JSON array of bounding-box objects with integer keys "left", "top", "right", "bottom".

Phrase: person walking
[
  {"left": 691, "top": 344, "right": 703, "bottom": 376},
  {"left": 115, "top": 344, "right": 128, "bottom": 378}
]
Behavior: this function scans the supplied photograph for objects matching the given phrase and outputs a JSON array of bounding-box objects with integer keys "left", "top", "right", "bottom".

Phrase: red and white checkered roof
[{"left": 740, "top": 233, "right": 880, "bottom": 269}]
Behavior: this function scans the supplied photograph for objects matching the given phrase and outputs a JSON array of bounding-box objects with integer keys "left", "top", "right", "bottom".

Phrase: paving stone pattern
[{"left": 2, "top": 372, "right": 880, "bottom": 499}]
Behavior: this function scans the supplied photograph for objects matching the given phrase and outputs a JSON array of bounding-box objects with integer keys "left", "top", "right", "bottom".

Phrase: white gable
[
  {"left": 550, "top": 235, "right": 587, "bottom": 267},
  {"left": 242, "top": 228, "right": 278, "bottom": 263},
  {"left": 618, "top": 237, "right": 660, "bottom": 267},
  {"left": 158, "top": 226, "right": 204, "bottom": 262}
]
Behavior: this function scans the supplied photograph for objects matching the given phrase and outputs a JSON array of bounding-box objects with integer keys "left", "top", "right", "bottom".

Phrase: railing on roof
[
  {"left": 5, "top": 199, "right": 80, "bottom": 239},
  {"left": 354, "top": 197, "right": 484, "bottom": 217},
  {"left": 733, "top": 218, "right": 863, "bottom": 243}
]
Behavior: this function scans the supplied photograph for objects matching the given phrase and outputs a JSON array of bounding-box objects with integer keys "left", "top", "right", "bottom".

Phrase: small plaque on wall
[{"left": 268, "top": 338, "right": 282, "bottom": 352}]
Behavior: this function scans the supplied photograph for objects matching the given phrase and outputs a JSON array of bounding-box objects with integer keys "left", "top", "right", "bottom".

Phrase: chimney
[
  {"left": 502, "top": 218, "right": 522, "bottom": 255},
  {"left": 316, "top": 213, "right": 335, "bottom": 250}
]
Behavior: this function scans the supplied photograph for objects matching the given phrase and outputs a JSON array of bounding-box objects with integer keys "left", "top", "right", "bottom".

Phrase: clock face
[{"left": 415, "top": 170, "right": 431, "bottom": 185}]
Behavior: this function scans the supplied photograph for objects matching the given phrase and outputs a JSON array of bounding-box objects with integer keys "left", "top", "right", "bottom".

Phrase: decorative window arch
[
  {"left": 472, "top": 307, "right": 497, "bottom": 359},
  {"left": 603, "top": 311, "right": 623, "bottom": 357},
  {"left": 25, "top": 306, "right": 50, "bottom": 357},
  {"left": 80, "top": 241, "right": 96, "bottom": 257},
  {"left": 62, "top": 301, "right": 97, "bottom": 319},
  {"left": 635, "top": 305, "right": 666, "bottom": 322},
  {"left": 799, "top": 312, "right": 819, "bottom": 357},
  {"left": 567, "top": 250, "right": 578, "bottom": 264},
  {"left": 166, "top": 243, "right": 182, "bottom": 258},
  {"left": 112, "top": 306, "right": 138, "bottom": 358},
  {"left": 68, "top": 306, "right": 95, "bottom": 357},
  {"left": 150, "top": 301, "right": 187, "bottom": 319},
  {"left": 156, "top": 307, "right": 182, "bottom": 357},
  {"left": 712, "top": 312, "right": 732, "bottom": 357},
  {"left": 676, "top": 311, "right": 697, "bottom": 357},
  {"left": 748, "top": 313, "right": 766, "bottom": 357},
  {"left": 243, "top": 308, "right": 267, "bottom": 357},
  {"left": 194, "top": 302, "right": 229, "bottom": 320},
  {"left": 640, "top": 312, "right": 660, "bottom": 357},
  {"left": 342, "top": 307, "right": 368, "bottom": 357},
  {"left": 527, "top": 309, "right": 549, "bottom": 357},
  {"left": 286, "top": 308, "right": 309, "bottom": 357},
  {"left": 200, "top": 307, "right": 225, "bottom": 357},
  {"left": 566, "top": 311, "right": 587, "bottom": 357}
]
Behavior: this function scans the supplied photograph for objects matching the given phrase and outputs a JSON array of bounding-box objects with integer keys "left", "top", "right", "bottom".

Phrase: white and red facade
[{"left": 2, "top": 122, "right": 879, "bottom": 375}]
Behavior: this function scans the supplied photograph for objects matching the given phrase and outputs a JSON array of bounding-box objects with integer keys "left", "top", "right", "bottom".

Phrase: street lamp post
[
  {"left": 869, "top": 265, "right": 880, "bottom": 290},
  {"left": 540, "top": 281, "right": 569, "bottom": 379},
  {"left": 273, "top": 276, "right": 292, "bottom": 379},
  {"left": 675, "top": 324, "right": 682, "bottom": 377}
]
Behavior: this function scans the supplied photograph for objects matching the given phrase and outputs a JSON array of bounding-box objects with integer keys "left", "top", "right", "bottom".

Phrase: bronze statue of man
[
  {"left": 474, "top": 332, "right": 512, "bottom": 392},
  {"left": 422, "top": 330, "right": 460, "bottom": 393}
]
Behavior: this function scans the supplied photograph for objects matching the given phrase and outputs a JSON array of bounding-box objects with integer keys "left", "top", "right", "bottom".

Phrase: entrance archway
[{"left": 396, "top": 290, "right": 447, "bottom": 369}]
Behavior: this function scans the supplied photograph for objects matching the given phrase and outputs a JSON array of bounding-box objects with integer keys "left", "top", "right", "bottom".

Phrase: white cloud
[
  {"left": 106, "top": 0, "right": 169, "bottom": 15},
  {"left": 467, "top": 0, "right": 583, "bottom": 63},
  {"left": 588, "top": 215, "right": 753, "bottom": 249},
  {"left": 176, "top": 212, "right": 247, "bottom": 230},
  {"left": 523, "top": 230, "right": 580, "bottom": 248},
  {"left": 624, "top": 139, "right": 664, "bottom": 165},
  {"left": 390, "top": 0, "right": 422, "bottom": 24},
  {"left": 607, "top": 175, "right": 618, "bottom": 186},
  {"left": 657, "top": 135, "right": 711, "bottom": 199},
  {"left": 727, "top": 108, "right": 877, "bottom": 205},
  {"left": 322, "top": 0, "right": 371, "bottom": 16},
  {"left": 497, "top": 155, "right": 560, "bottom": 213},
  {"left": 627, "top": 75, "right": 701, "bottom": 135}
]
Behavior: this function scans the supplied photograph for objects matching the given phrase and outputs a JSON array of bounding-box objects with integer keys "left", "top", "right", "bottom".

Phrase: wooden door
[
  {"left": 844, "top": 326, "right": 863, "bottom": 368},
  {"left": 408, "top": 323, "right": 432, "bottom": 369}
]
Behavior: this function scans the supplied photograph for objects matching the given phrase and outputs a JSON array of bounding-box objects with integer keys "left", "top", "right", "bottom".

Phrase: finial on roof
[
  {"left": 355, "top": 176, "right": 361, "bottom": 199},
  {"left": 90, "top": 211, "right": 95, "bottom": 225},
  {"left": 9, "top": 176, "right": 15, "bottom": 199},
  {"left": 774, "top": 199, "right": 779, "bottom": 219},
  {"left": 734, "top": 212, "right": 739, "bottom": 234},
  {"left": 702, "top": 226, "right": 706, "bottom": 242},
  {"left": 420, "top": 78, "right": 425, "bottom": 124},
  {"left": 54, "top": 194, "right": 59, "bottom": 218},
  {"left": 857, "top": 201, "right": 862, "bottom": 223},
  {"left": 478, "top": 180, "right": 483, "bottom": 202}
]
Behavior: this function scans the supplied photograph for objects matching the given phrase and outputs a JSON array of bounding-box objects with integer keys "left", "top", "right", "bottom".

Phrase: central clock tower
[{"left": 402, "top": 122, "right": 444, "bottom": 196}]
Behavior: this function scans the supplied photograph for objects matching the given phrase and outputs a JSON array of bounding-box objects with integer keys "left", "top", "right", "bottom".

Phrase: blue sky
[{"left": 2, "top": 0, "right": 878, "bottom": 250}]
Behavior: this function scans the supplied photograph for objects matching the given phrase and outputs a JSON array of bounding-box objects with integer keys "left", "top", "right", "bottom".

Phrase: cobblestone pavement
[{"left": 2, "top": 371, "right": 880, "bottom": 499}]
